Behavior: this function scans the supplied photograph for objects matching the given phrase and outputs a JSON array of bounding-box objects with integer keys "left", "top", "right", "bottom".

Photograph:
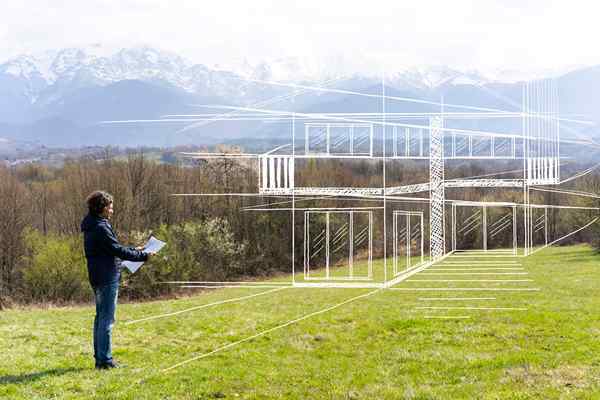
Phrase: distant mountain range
[{"left": 0, "top": 45, "right": 599, "bottom": 151}]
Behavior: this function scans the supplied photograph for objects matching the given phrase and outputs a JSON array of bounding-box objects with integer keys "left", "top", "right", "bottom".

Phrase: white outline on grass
[
  {"left": 162, "top": 288, "right": 381, "bottom": 372},
  {"left": 125, "top": 287, "right": 288, "bottom": 326},
  {"left": 390, "top": 288, "right": 540, "bottom": 291},
  {"left": 418, "top": 297, "right": 496, "bottom": 301},
  {"left": 416, "top": 306, "right": 527, "bottom": 311}
]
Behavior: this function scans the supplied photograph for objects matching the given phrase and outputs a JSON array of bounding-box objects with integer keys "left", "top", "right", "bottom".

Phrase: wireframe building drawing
[{"left": 107, "top": 77, "right": 600, "bottom": 289}]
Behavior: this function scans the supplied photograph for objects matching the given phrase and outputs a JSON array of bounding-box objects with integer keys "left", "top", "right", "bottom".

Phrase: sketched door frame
[
  {"left": 393, "top": 211, "right": 424, "bottom": 276},
  {"left": 303, "top": 210, "right": 373, "bottom": 281}
]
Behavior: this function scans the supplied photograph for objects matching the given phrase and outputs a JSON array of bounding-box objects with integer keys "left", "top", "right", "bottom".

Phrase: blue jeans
[{"left": 93, "top": 282, "right": 119, "bottom": 365}]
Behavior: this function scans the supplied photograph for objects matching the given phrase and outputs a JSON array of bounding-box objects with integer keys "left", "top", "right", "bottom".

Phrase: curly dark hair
[{"left": 86, "top": 191, "right": 113, "bottom": 216}]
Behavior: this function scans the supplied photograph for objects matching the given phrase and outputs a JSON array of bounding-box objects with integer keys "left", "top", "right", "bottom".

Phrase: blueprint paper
[{"left": 121, "top": 236, "right": 166, "bottom": 274}]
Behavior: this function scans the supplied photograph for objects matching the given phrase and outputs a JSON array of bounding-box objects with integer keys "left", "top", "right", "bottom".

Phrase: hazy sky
[{"left": 2, "top": 0, "right": 599, "bottom": 74}]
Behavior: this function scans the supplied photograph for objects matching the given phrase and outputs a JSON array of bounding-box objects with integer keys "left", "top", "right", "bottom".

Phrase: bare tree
[{"left": 0, "top": 167, "right": 29, "bottom": 302}]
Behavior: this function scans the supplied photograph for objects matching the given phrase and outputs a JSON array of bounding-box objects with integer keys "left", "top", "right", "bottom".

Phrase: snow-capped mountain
[
  {"left": 0, "top": 45, "right": 498, "bottom": 105},
  {"left": 1, "top": 46, "right": 189, "bottom": 100},
  {"left": 4, "top": 44, "right": 585, "bottom": 105},
  {"left": 383, "top": 66, "right": 488, "bottom": 90},
  {"left": 0, "top": 45, "right": 599, "bottom": 150},
  {"left": 8, "top": 44, "right": 578, "bottom": 121}
]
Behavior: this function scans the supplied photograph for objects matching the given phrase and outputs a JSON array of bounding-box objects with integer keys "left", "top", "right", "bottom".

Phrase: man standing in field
[{"left": 81, "top": 191, "right": 152, "bottom": 370}]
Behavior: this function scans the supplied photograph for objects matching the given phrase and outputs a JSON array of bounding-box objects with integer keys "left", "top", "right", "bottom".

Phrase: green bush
[
  {"left": 18, "top": 219, "right": 248, "bottom": 302},
  {"left": 21, "top": 229, "right": 91, "bottom": 303},
  {"left": 122, "top": 219, "right": 246, "bottom": 299}
]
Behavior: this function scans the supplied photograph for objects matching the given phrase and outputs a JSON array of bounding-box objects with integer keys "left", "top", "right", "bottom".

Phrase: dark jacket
[{"left": 81, "top": 213, "right": 148, "bottom": 288}]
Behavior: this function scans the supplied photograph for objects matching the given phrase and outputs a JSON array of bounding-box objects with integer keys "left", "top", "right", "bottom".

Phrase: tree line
[{"left": 0, "top": 151, "right": 598, "bottom": 308}]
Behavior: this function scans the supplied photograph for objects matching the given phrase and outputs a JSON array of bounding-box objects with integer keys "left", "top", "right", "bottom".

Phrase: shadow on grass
[{"left": 0, "top": 367, "right": 85, "bottom": 385}]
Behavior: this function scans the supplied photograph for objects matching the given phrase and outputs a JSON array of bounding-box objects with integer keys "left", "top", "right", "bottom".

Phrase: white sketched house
[{"left": 110, "top": 78, "right": 599, "bottom": 288}]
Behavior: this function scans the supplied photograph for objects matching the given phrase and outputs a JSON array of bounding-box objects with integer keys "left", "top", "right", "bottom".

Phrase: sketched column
[
  {"left": 429, "top": 116, "right": 445, "bottom": 260},
  {"left": 523, "top": 78, "right": 560, "bottom": 254}
]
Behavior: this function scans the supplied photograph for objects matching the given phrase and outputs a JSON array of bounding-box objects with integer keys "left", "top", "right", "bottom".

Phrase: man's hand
[
  {"left": 145, "top": 251, "right": 157, "bottom": 259},
  {"left": 135, "top": 245, "right": 144, "bottom": 251}
]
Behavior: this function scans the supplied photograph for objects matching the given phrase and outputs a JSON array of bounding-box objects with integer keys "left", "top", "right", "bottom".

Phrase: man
[{"left": 81, "top": 191, "right": 153, "bottom": 369}]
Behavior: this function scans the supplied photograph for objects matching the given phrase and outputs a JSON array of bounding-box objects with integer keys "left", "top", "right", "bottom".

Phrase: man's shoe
[{"left": 95, "top": 360, "right": 120, "bottom": 369}]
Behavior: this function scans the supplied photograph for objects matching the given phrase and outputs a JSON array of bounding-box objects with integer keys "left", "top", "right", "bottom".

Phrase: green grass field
[{"left": 2, "top": 245, "right": 600, "bottom": 399}]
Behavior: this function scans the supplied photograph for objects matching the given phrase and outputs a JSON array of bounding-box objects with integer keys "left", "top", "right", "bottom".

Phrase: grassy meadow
[{"left": 1, "top": 245, "right": 600, "bottom": 399}]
